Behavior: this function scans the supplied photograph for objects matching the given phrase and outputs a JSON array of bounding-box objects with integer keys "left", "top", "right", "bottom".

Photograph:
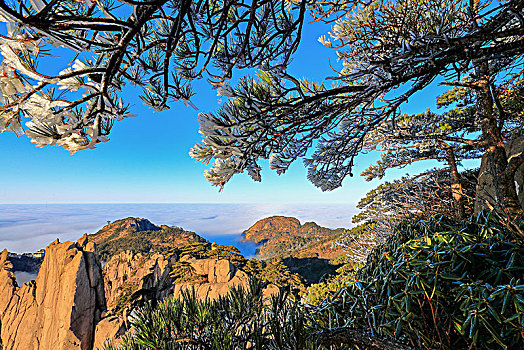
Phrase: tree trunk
[
  {"left": 476, "top": 64, "right": 523, "bottom": 220},
  {"left": 445, "top": 147, "right": 465, "bottom": 219}
]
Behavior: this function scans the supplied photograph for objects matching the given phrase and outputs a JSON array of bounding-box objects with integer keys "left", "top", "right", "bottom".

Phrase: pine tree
[
  {"left": 189, "top": 0, "right": 524, "bottom": 225},
  {"left": 0, "top": 0, "right": 306, "bottom": 152}
]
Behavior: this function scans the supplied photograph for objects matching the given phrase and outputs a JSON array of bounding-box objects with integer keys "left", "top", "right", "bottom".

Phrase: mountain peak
[
  {"left": 104, "top": 217, "right": 161, "bottom": 232},
  {"left": 243, "top": 216, "right": 301, "bottom": 240},
  {"left": 88, "top": 217, "right": 206, "bottom": 261},
  {"left": 242, "top": 216, "right": 344, "bottom": 260}
]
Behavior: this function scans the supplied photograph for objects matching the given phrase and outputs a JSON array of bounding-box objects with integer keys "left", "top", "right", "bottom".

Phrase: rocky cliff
[
  {"left": 0, "top": 217, "right": 307, "bottom": 349},
  {"left": 101, "top": 247, "right": 284, "bottom": 314},
  {"left": 103, "top": 250, "right": 176, "bottom": 312},
  {"left": 0, "top": 235, "right": 106, "bottom": 350},
  {"left": 95, "top": 218, "right": 298, "bottom": 313},
  {"left": 173, "top": 256, "right": 253, "bottom": 299}
]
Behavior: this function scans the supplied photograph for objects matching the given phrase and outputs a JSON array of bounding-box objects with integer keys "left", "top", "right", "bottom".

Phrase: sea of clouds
[{"left": 0, "top": 203, "right": 357, "bottom": 256}]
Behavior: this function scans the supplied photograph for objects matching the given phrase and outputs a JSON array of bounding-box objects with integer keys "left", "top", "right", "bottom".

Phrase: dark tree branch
[{"left": 316, "top": 327, "right": 418, "bottom": 350}]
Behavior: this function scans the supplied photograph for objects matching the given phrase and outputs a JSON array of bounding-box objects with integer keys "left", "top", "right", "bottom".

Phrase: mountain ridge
[
  {"left": 242, "top": 215, "right": 347, "bottom": 261},
  {"left": 88, "top": 217, "right": 207, "bottom": 261}
]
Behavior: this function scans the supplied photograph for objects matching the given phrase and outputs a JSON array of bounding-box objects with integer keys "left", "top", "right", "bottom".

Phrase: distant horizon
[
  {"left": 0, "top": 203, "right": 357, "bottom": 254},
  {"left": 0, "top": 201, "right": 356, "bottom": 205}
]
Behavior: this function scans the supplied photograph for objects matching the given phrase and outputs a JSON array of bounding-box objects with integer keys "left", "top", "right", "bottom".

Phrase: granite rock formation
[
  {"left": 0, "top": 235, "right": 106, "bottom": 350},
  {"left": 92, "top": 315, "right": 127, "bottom": 350},
  {"left": 173, "top": 257, "right": 250, "bottom": 299},
  {"left": 0, "top": 239, "right": 260, "bottom": 349},
  {"left": 0, "top": 216, "right": 305, "bottom": 349},
  {"left": 103, "top": 250, "right": 176, "bottom": 311}
]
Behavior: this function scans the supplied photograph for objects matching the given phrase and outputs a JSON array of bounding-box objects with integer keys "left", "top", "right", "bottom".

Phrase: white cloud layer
[{"left": 0, "top": 203, "right": 357, "bottom": 255}]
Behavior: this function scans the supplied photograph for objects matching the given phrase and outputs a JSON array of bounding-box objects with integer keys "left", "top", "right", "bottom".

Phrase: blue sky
[{"left": 0, "top": 14, "right": 453, "bottom": 205}]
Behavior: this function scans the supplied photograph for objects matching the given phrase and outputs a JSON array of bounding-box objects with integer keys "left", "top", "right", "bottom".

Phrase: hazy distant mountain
[
  {"left": 242, "top": 216, "right": 349, "bottom": 283},
  {"left": 242, "top": 216, "right": 346, "bottom": 260}
]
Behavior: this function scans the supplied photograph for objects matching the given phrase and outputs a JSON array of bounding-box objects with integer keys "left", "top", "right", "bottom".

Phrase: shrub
[
  {"left": 103, "top": 280, "right": 320, "bottom": 350},
  {"left": 311, "top": 213, "right": 524, "bottom": 349}
]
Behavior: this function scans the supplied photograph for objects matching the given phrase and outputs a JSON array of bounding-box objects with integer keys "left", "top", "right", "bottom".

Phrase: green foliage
[
  {"left": 303, "top": 273, "right": 353, "bottom": 307},
  {"left": 172, "top": 242, "right": 210, "bottom": 259},
  {"left": 169, "top": 262, "right": 201, "bottom": 284},
  {"left": 312, "top": 213, "right": 524, "bottom": 349},
  {"left": 168, "top": 242, "right": 305, "bottom": 291},
  {"left": 113, "top": 285, "right": 137, "bottom": 315},
  {"left": 103, "top": 280, "right": 321, "bottom": 350},
  {"left": 97, "top": 226, "right": 205, "bottom": 261},
  {"left": 170, "top": 242, "right": 244, "bottom": 265},
  {"left": 243, "top": 260, "right": 304, "bottom": 290},
  {"left": 98, "top": 237, "right": 154, "bottom": 262},
  {"left": 302, "top": 254, "right": 361, "bottom": 306}
]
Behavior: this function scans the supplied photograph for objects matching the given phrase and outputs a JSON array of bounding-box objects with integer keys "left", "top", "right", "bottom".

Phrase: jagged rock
[
  {"left": 103, "top": 251, "right": 252, "bottom": 307},
  {"left": 263, "top": 284, "right": 280, "bottom": 299},
  {"left": 172, "top": 258, "right": 249, "bottom": 300},
  {"left": 92, "top": 315, "right": 127, "bottom": 350},
  {"left": 77, "top": 233, "right": 88, "bottom": 247},
  {"left": 189, "top": 258, "right": 236, "bottom": 283},
  {"left": 0, "top": 240, "right": 106, "bottom": 350},
  {"left": 103, "top": 251, "right": 175, "bottom": 310},
  {"left": 0, "top": 250, "right": 17, "bottom": 314},
  {"left": 1, "top": 226, "right": 289, "bottom": 349},
  {"left": 213, "top": 259, "right": 235, "bottom": 283},
  {"left": 103, "top": 249, "right": 257, "bottom": 304},
  {"left": 125, "top": 218, "right": 161, "bottom": 232},
  {"left": 475, "top": 135, "right": 524, "bottom": 213}
]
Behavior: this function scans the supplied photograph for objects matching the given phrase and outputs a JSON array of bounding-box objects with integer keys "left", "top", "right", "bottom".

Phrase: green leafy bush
[
  {"left": 312, "top": 213, "right": 524, "bottom": 349},
  {"left": 302, "top": 263, "right": 355, "bottom": 306},
  {"left": 103, "top": 280, "right": 320, "bottom": 350},
  {"left": 169, "top": 262, "right": 202, "bottom": 284}
]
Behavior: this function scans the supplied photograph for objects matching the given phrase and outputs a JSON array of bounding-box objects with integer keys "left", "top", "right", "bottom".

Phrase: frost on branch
[
  {"left": 0, "top": 16, "right": 129, "bottom": 153},
  {"left": 192, "top": 0, "right": 524, "bottom": 192},
  {"left": 203, "top": 158, "right": 241, "bottom": 189},
  {"left": 0, "top": 0, "right": 306, "bottom": 156}
]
